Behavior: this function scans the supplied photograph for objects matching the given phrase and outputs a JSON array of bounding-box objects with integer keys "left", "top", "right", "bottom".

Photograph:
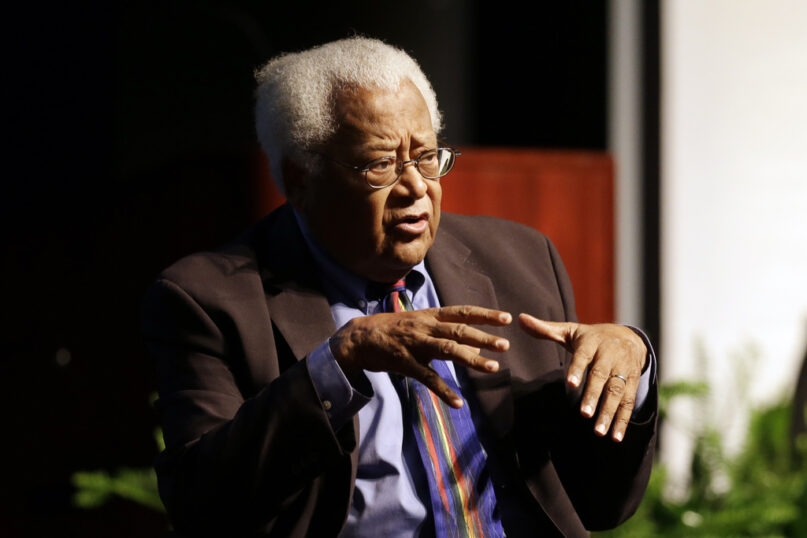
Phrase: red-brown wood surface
[
  {"left": 443, "top": 148, "right": 614, "bottom": 323},
  {"left": 254, "top": 148, "right": 614, "bottom": 323}
]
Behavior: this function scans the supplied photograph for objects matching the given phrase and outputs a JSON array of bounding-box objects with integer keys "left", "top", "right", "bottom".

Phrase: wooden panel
[
  {"left": 442, "top": 148, "right": 614, "bottom": 323},
  {"left": 255, "top": 148, "right": 614, "bottom": 323}
]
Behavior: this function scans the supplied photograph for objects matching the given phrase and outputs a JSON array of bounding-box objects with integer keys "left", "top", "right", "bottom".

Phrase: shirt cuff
[
  {"left": 307, "top": 339, "right": 372, "bottom": 430},
  {"left": 626, "top": 326, "right": 657, "bottom": 420}
]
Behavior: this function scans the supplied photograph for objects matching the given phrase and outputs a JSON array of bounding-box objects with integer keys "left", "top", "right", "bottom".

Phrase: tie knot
[
  {"left": 365, "top": 279, "right": 407, "bottom": 303},
  {"left": 382, "top": 278, "right": 412, "bottom": 313},
  {"left": 389, "top": 279, "right": 407, "bottom": 294}
]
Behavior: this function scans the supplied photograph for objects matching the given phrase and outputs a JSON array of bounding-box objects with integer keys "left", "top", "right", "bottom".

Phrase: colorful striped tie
[{"left": 385, "top": 279, "right": 503, "bottom": 538}]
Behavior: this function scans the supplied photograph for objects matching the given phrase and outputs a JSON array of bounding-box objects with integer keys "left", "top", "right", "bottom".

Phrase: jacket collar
[{"left": 426, "top": 223, "right": 515, "bottom": 442}]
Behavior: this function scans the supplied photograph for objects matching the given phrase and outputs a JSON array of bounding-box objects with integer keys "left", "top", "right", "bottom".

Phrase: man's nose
[{"left": 393, "top": 160, "right": 428, "bottom": 198}]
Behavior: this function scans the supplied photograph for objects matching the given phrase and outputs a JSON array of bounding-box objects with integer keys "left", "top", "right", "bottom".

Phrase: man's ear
[{"left": 281, "top": 157, "right": 308, "bottom": 210}]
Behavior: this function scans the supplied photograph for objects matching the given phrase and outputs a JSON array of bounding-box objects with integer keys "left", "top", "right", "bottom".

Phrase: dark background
[{"left": 4, "top": 1, "right": 656, "bottom": 535}]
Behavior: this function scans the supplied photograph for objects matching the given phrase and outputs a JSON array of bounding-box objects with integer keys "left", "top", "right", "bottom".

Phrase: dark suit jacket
[{"left": 142, "top": 204, "right": 657, "bottom": 537}]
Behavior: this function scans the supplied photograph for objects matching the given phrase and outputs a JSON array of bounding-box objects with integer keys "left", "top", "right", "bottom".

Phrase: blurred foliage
[
  {"left": 658, "top": 380, "right": 709, "bottom": 421},
  {"left": 596, "top": 381, "right": 807, "bottom": 537},
  {"left": 72, "top": 465, "right": 164, "bottom": 513},
  {"left": 72, "top": 396, "right": 166, "bottom": 514},
  {"left": 74, "top": 386, "right": 807, "bottom": 536}
]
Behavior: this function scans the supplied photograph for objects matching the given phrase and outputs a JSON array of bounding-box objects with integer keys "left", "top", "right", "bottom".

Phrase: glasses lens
[
  {"left": 365, "top": 157, "right": 397, "bottom": 187},
  {"left": 417, "top": 150, "right": 440, "bottom": 178},
  {"left": 417, "top": 148, "right": 456, "bottom": 179}
]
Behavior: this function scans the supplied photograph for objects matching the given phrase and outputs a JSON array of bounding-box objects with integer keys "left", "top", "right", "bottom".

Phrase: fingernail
[
  {"left": 495, "top": 339, "right": 509, "bottom": 351},
  {"left": 485, "top": 360, "right": 499, "bottom": 372},
  {"left": 614, "top": 431, "right": 624, "bottom": 442},
  {"left": 500, "top": 313, "right": 512, "bottom": 324},
  {"left": 582, "top": 404, "right": 593, "bottom": 417},
  {"left": 453, "top": 399, "right": 464, "bottom": 408},
  {"left": 568, "top": 375, "right": 580, "bottom": 387},
  {"left": 595, "top": 423, "right": 606, "bottom": 435}
]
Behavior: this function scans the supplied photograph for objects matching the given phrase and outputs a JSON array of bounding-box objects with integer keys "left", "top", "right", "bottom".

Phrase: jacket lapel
[
  {"left": 253, "top": 205, "right": 336, "bottom": 360},
  {"left": 251, "top": 205, "right": 361, "bottom": 521},
  {"left": 427, "top": 226, "right": 515, "bottom": 442},
  {"left": 429, "top": 220, "right": 587, "bottom": 537}
]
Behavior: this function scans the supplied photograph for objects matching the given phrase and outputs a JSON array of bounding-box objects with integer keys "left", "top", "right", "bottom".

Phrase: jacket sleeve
[
  {"left": 142, "top": 276, "right": 354, "bottom": 536},
  {"left": 543, "top": 238, "right": 658, "bottom": 530}
]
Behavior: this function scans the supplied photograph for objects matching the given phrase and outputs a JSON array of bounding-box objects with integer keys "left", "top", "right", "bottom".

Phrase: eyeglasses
[{"left": 319, "top": 147, "right": 461, "bottom": 189}]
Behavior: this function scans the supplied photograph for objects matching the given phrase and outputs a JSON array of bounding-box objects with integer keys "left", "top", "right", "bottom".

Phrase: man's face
[{"left": 297, "top": 81, "right": 442, "bottom": 283}]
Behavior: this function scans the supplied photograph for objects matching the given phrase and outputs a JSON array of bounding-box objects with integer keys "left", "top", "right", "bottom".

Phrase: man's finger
[
  {"left": 518, "top": 313, "right": 577, "bottom": 346},
  {"left": 407, "top": 362, "right": 463, "bottom": 408},
  {"left": 566, "top": 342, "right": 597, "bottom": 388},
  {"left": 610, "top": 375, "right": 639, "bottom": 442},
  {"left": 429, "top": 322, "right": 510, "bottom": 352},
  {"left": 434, "top": 305, "right": 512, "bottom": 326},
  {"left": 416, "top": 336, "right": 500, "bottom": 373},
  {"left": 577, "top": 346, "right": 615, "bottom": 418},
  {"left": 592, "top": 371, "right": 630, "bottom": 437}
]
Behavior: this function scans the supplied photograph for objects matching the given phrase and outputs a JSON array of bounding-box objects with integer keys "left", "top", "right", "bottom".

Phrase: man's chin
[
  {"left": 363, "top": 242, "right": 431, "bottom": 283},
  {"left": 392, "top": 236, "right": 432, "bottom": 265}
]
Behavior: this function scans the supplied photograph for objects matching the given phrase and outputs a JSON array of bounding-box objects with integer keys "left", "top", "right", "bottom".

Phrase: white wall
[{"left": 661, "top": 0, "right": 807, "bottom": 491}]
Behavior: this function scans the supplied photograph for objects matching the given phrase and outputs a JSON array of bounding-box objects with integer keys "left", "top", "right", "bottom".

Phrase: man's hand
[
  {"left": 518, "top": 314, "right": 647, "bottom": 442},
  {"left": 330, "top": 306, "right": 512, "bottom": 409}
]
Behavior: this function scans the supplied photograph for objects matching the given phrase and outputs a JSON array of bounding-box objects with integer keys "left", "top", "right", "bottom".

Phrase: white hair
[{"left": 254, "top": 36, "right": 443, "bottom": 194}]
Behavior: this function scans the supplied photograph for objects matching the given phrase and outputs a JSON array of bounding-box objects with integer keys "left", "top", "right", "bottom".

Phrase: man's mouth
[{"left": 392, "top": 213, "right": 430, "bottom": 235}]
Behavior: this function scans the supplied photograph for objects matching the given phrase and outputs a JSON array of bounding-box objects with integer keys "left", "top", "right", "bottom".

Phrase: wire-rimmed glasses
[{"left": 319, "top": 147, "right": 461, "bottom": 189}]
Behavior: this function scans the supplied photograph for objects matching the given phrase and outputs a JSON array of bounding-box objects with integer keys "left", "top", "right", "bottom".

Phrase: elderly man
[{"left": 143, "top": 37, "right": 657, "bottom": 537}]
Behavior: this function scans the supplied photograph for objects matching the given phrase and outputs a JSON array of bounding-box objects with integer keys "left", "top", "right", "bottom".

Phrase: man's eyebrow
[
  {"left": 364, "top": 143, "right": 398, "bottom": 152},
  {"left": 355, "top": 134, "right": 438, "bottom": 154}
]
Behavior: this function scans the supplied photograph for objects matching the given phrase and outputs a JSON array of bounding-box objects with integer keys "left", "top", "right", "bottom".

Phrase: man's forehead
[
  {"left": 328, "top": 83, "right": 435, "bottom": 148},
  {"left": 332, "top": 123, "right": 436, "bottom": 148},
  {"left": 332, "top": 81, "right": 426, "bottom": 116}
]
